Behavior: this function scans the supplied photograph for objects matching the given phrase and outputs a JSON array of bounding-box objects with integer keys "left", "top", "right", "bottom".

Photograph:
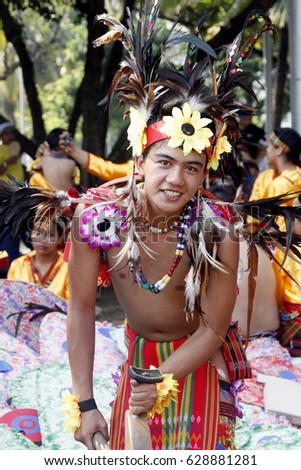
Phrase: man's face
[
  {"left": 239, "top": 115, "right": 252, "bottom": 129},
  {"left": 266, "top": 135, "right": 280, "bottom": 169},
  {"left": 136, "top": 140, "right": 208, "bottom": 219},
  {"left": 31, "top": 222, "right": 63, "bottom": 256}
]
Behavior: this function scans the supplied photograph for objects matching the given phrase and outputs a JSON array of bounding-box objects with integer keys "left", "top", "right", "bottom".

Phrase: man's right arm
[
  {"left": 59, "top": 131, "right": 133, "bottom": 181},
  {"left": 67, "top": 204, "right": 109, "bottom": 448}
]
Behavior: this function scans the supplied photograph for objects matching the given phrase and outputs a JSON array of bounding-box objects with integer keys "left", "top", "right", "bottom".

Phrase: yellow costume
[
  {"left": 0, "top": 141, "right": 25, "bottom": 182},
  {"left": 273, "top": 247, "right": 301, "bottom": 356},
  {"left": 29, "top": 170, "right": 56, "bottom": 190},
  {"left": 250, "top": 167, "right": 301, "bottom": 356},
  {"left": 273, "top": 248, "right": 301, "bottom": 306},
  {"left": 250, "top": 167, "right": 301, "bottom": 231},
  {"left": 7, "top": 250, "right": 69, "bottom": 300},
  {"left": 85, "top": 153, "right": 133, "bottom": 180},
  {"left": 250, "top": 167, "right": 301, "bottom": 201}
]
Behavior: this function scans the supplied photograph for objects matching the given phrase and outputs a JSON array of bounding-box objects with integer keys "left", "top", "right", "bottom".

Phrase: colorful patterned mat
[{"left": 1, "top": 280, "right": 301, "bottom": 450}]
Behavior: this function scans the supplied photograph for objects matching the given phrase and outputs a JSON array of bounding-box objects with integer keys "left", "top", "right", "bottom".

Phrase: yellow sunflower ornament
[
  {"left": 127, "top": 107, "right": 148, "bottom": 156},
  {"left": 208, "top": 124, "right": 232, "bottom": 170},
  {"left": 161, "top": 102, "right": 214, "bottom": 156},
  {"left": 147, "top": 365, "right": 179, "bottom": 419}
]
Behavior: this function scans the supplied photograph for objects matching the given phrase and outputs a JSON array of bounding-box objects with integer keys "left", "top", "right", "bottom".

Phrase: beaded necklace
[
  {"left": 128, "top": 197, "right": 195, "bottom": 294},
  {"left": 144, "top": 217, "right": 183, "bottom": 234}
]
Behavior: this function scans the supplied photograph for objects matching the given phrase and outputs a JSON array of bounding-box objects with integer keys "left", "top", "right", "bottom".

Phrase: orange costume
[
  {"left": 250, "top": 166, "right": 301, "bottom": 356},
  {"left": 7, "top": 250, "right": 69, "bottom": 300},
  {"left": 0, "top": 141, "right": 24, "bottom": 182},
  {"left": 85, "top": 153, "right": 133, "bottom": 180}
]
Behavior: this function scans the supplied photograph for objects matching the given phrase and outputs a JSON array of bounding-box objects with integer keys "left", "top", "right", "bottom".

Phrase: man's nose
[{"left": 166, "top": 166, "right": 184, "bottom": 185}]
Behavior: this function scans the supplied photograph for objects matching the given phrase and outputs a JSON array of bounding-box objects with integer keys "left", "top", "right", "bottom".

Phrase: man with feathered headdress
[
  {"left": 62, "top": 2, "right": 280, "bottom": 450},
  {"left": 0, "top": 1, "right": 299, "bottom": 451}
]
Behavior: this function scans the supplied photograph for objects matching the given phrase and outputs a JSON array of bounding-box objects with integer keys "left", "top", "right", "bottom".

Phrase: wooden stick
[
  {"left": 124, "top": 410, "right": 152, "bottom": 450},
  {"left": 93, "top": 431, "right": 110, "bottom": 450},
  {"left": 124, "top": 366, "right": 163, "bottom": 450},
  {"left": 92, "top": 366, "right": 162, "bottom": 450}
]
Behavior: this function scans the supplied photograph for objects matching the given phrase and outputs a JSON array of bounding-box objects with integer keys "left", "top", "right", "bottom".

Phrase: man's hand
[
  {"left": 59, "top": 131, "right": 75, "bottom": 156},
  {"left": 129, "top": 379, "right": 158, "bottom": 415},
  {"left": 74, "top": 408, "right": 109, "bottom": 450}
]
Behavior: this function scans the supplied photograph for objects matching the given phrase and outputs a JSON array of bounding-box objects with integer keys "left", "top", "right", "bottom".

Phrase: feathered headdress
[
  {"left": 2, "top": 2, "right": 299, "bottom": 326},
  {"left": 93, "top": 3, "right": 275, "bottom": 170},
  {"left": 91, "top": 1, "right": 280, "bottom": 318}
]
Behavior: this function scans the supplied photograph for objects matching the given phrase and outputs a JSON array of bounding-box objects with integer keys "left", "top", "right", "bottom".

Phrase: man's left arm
[{"left": 159, "top": 222, "right": 239, "bottom": 380}]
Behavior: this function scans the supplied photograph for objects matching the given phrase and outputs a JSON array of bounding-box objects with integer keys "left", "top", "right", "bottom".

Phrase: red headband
[{"left": 144, "top": 120, "right": 213, "bottom": 159}]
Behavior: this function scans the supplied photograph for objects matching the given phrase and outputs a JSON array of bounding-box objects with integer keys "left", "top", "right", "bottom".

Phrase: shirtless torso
[
  {"left": 71, "top": 197, "right": 238, "bottom": 389},
  {"left": 67, "top": 142, "right": 240, "bottom": 449},
  {"left": 232, "top": 238, "right": 280, "bottom": 337},
  {"left": 40, "top": 154, "right": 76, "bottom": 191}
]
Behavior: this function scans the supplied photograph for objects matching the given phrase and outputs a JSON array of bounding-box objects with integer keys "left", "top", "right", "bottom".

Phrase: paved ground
[{"left": 95, "top": 285, "right": 125, "bottom": 325}]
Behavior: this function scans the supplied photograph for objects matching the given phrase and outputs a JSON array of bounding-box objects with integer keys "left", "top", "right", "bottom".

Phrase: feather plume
[
  {"left": 245, "top": 242, "right": 258, "bottom": 347},
  {"left": 184, "top": 265, "right": 196, "bottom": 320},
  {"left": 233, "top": 191, "right": 301, "bottom": 262},
  {"left": 0, "top": 176, "right": 72, "bottom": 240},
  {"left": 219, "top": 10, "right": 276, "bottom": 93}
]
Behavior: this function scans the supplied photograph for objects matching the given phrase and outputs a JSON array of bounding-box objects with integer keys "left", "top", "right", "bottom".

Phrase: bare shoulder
[{"left": 69, "top": 203, "right": 101, "bottom": 284}]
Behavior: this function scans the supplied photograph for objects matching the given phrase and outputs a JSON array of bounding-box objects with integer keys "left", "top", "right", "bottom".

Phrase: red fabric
[
  {"left": 110, "top": 324, "right": 220, "bottom": 450},
  {"left": 221, "top": 322, "right": 252, "bottom": 381},
  {"left": 145, "top": 121, "right": 169, "bottom": 150}
]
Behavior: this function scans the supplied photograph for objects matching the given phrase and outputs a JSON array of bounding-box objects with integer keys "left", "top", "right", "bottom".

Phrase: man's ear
[{"left": 135, "top": 155, "right": 144, "bottom": 176}]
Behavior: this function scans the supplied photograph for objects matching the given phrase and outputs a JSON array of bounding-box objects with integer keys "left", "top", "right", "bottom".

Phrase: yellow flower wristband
[
  {"left": 147, "top": 366, "right": 179, "bottom": 419},
  {"left": 61, "top": 391, "right": 98, "bottom": 433},
  {"left": 61, "top": 390, "right": 81, "bottom": 433}
]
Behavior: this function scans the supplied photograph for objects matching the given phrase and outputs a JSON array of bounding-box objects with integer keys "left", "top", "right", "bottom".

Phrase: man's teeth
[{"left": 164, "top": 190, "right": 181, "bottom": 197}]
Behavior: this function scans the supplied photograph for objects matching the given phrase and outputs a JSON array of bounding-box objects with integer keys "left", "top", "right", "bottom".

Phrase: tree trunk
[
  {"left": 74, "top": 0, "right": 137, "bottom": 187},
  {"left": 0, "top": 0, "right": 46, "bottom": 144},
  {"left": 273, "top": 26, "right": 289, "bottom": 128}
]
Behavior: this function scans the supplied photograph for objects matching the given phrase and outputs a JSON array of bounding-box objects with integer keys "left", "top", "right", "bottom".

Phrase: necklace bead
[
  {"left": 145, "top": 218, "right": 182, "bottom": 234},
  {"left": 128, "top": 198, "right": 195, "bottom": 294}
]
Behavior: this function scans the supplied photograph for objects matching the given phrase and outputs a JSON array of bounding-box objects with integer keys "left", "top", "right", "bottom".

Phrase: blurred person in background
[
  {"left": 0, "top": 122, "right": 25, "bottom": 273},
  {"left": 58, "top": 131, "right": 133, "bottom": 182},
  {"left": 7, "top": 216, "right": 69, "bottom": 300},
  {"left": 0, "top": 122, "right": 25, "bottom": 182},
  {"left": 28, "top": 128, "right": 80, "bottom": 191}
]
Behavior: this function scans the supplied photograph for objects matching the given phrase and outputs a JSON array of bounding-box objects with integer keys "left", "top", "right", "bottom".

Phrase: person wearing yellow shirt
[
  {"left": 58, "top": 131, "right": 133, "bottom": 181},
  {"left": 273, "top": 196, "right": 301, "bottom": 357},
  {"left": 0, "top": 122, "right": 25, "bottom": 182},
  {"left": 249, "top": 127, "right": 301, "bottom": 208},
  {"left": 7, "top": 217, "right": 69, "bottom": 301},
  {"left": 0, "top": 122, "right": 25, "bottom": 271},
  {"left": 249, "top": 128, "right": 301, "bottom": 357}
]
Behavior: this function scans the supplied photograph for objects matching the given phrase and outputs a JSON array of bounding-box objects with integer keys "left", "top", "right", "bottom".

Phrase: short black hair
[
  {"left": 275, "top": 127, "right": 301, "bottom": 164},
  {"left": 46, "top": 128, "right": 66, "bottom": 150}
]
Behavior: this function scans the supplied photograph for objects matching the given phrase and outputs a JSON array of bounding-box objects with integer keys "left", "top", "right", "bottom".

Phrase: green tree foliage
[{"left": 0, "top": 0, "right": 281, "bottom": 183}]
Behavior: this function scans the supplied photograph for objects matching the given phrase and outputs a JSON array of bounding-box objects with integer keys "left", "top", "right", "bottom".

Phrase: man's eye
[{"left": 186, "top": 166, "right": 198, "bottom": 172}]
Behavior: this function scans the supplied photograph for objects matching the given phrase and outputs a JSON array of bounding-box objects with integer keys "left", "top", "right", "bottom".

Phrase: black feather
[{"left": 0, "top": 176, "right": 72, "bottom": 240}]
